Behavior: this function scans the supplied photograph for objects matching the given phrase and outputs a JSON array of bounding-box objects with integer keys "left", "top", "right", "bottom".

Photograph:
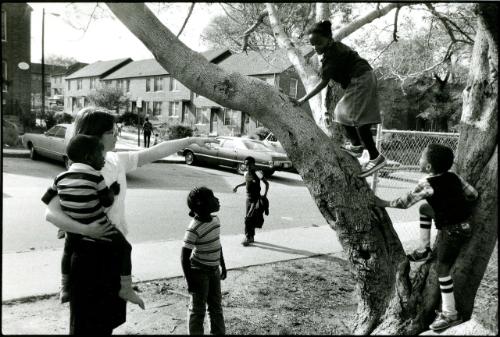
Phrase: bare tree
[{"left": 105, "top": 3, "right": 497, "bottom": 334}]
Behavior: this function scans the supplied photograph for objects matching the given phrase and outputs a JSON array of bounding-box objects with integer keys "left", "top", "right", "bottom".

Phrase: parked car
[
  {"left": 262, "top": 132, "right": 286, "bottom": 154},
  {"left": 177, "top": 136, "right": 292, "bottom": 177},
  {"left": 22, "top": 123, "right": 71, "bottom": 168}
]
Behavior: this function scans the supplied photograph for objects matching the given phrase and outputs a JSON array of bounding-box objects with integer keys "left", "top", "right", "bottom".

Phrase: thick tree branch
[
  {"left": 176, "top": 2, "right": 195, "bottom": 38},
  {"left": 241, "top": 10, "right": 268, "bottom": 52},
  {"left": 333, "top": 3, "right": 407, "bottom": 41}
]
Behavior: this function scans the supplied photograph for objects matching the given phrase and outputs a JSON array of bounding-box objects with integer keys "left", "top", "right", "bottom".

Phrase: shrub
[
  {"left": 167, "top": 125, "right": 193, "bottom": 139},
  {"left": 54, "top": 112, "right": 73, "bottom": 124},
  {"left": 2, "top": 120, "right": 20, "bottom": 146},
  {"left": 118, "top": 112, "right": 145, "bottom": 126}
]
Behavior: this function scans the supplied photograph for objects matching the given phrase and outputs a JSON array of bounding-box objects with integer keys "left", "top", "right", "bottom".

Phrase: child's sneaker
[
  {"left": 340, "top": 143, "right": 364, "bottom": 158},
  {"left": 429, "top": 310, "right": 462, "bottom": 331},
  {"left": 241, "top": 236, "right": 254, "bottom": 246},
  {"left": 407, "top": 247, "right": 432, "bottom": 262},
  {"left": 358, "top": 154, "right": 387, "bottom": 178}
]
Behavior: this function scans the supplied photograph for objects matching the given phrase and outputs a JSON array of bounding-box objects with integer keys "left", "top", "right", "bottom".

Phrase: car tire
[
  {"left": 185, "top": 151, "right": 196, "bottom": 165},
  {"left": 263, "top": 170, "right": 275, "bottom": 178},
  {"left": 236, "top": 162, "right": 247, "bottom": 175},
  {"left": 29, "top": 144, "right": 38, "bottom": 160},
  {"left": 63, "top": 156, "right": 70, "bottom": 170}
]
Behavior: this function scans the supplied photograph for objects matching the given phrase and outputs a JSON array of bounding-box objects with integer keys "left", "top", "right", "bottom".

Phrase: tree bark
[{"left": 105, "top": 3, "right": 497, "bottom": 335}]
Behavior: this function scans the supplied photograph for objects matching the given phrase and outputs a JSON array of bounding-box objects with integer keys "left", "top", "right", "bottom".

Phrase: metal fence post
[{"left": 370, "top": 124, "right": 383, "bottom": 193}]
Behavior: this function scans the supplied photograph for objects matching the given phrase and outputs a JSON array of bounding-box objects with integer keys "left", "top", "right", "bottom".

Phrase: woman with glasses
[{"left": 44, "top": 106, "right": 216, "bottom": 334}]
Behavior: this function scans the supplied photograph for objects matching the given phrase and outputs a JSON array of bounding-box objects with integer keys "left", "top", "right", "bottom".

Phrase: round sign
[{"left": 18, "top": 62, "right": 30, "bottom": 70}]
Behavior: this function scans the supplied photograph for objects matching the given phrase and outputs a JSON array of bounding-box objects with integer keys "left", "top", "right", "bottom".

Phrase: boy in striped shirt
[
  {"left": 41, "top": 134, "right": 144, "bottom": 309},
  {"left": 376, "top": 144, "right": 478, "bottom": 331},
  {"left": 182, "top": 186, "right": 226, "bottom": 335}
]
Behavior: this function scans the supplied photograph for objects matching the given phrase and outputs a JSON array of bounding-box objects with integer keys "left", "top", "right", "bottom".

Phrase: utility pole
[{"left": 41, "top": 8, "right": 45, "bottom": 122}]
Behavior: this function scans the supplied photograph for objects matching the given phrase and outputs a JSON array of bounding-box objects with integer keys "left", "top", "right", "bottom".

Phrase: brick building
[{"left": 1, "top": 3, "right": 32, "bottom": 126}]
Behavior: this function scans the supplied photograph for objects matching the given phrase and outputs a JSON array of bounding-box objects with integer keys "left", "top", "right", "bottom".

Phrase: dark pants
[
  {"left": 62, "top": 232, "right": 132, "bottom": 276},
  {"left": 420, "top": 202, "right": 469, "bottom": 277},
  {"left": 188, "top": 262, "right": 225, "bottom": 335},
  {"left": 245, "top": 198, "right": 258, "bottom": 238},
  {"left": 69, "top": 239, "right": 126, "bottom": 335},
  {"left": 143, "top": 132, "right": 151, "bottom": 148},
  {"left": 343, "top": 124, "right": 379, "bottom": 159}
]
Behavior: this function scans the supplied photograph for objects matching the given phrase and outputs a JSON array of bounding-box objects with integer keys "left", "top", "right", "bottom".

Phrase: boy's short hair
[
  {"left": 425, "top": 143, "right": 454, "bottom": 173},
  {"left": 187, "top": 186, "right": 214, "bottom": 217},
  {"left": 245, "top": 157, "right": 256, "bottom": 165},
  {"left": 66, "top": 134, "right": 102, "bottom": 164}
]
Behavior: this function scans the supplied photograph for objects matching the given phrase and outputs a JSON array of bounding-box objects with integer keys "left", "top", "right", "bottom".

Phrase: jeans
[
  {"left": 143, "top": 132, "right": 151, "bottom": 148},
  {"left": 188, "top": 264, "right": 225, "bottom": 335}
]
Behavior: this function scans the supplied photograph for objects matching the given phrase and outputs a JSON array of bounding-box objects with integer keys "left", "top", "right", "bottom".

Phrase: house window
[
  {"left": 77, "top": 79, "right": 82, "bottom": 90},
  {"left": 1, "top": 10, "right": 6, "bottom": 41},
  {"left": 67, "top": 80, "right": 71, "bottom": 91},
  {"left": 116, "top": 79, "right": 122, "bottom": 89},
  {"left": 125, "top": 80, "right": 130, "bottom": 93},
  {"left": 154, "top": 76, "right": 163, "bottom": 91},
  {"left": 153, "top": 101, "right": 162, "bottom": 116},
  {"left": 168, "top": 101, "right": 180, "bottom": 117},
  {"left": 89, "top": 78, "right": 95, "bottom": 89},
  {"left": 145, "top": 101, "right": 153, "bottom": 116},
  {"left": 259, "top": 76, "right": 275, "bottom": 86},
  {"left": 195, "top": 108, "right": 210, "bottom": 124},
  {"left": 224, "top": 109, "right": 238, "bottom": 126},
  {"left": 169, "top": 77, "right": 179, "bottom": 91},
  {"left": 289, "top": 78, "right": 298, "bottom": 98},
  {"left": 2, "top": 60, "right": 7, "bottom": 93},
  {"left": 146, "top": 78, "right": 152, "bottom": 92}
]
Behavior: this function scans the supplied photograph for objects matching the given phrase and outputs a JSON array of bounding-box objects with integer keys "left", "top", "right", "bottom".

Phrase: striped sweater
[
  {"left": 183, "top": 216, "right": 222, "bottom": 267},
  {"left": 42, "top": 163, "right": 113, "bottom": 226}
]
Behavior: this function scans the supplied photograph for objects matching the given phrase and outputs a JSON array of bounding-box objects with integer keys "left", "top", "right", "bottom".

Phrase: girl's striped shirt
[{"left": 183, "top": 216, "right": 222, "bottom": 267}]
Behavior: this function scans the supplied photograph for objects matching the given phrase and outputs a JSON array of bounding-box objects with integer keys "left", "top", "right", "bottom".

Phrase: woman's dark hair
[
  {"left": 66, "top": 134, "right": 103, "bottom": 164},
  {"left": 425, "top": 143, "right": 454, "bottom": 174},
  {"left": 187, "top": 186, "right": 214, "bottom": 218},
  {"left": 74, "top": 107, "right": 116, "bottom": 138},
  {"left": 307, "top": 20, "right": 332, "bottom": 39}
]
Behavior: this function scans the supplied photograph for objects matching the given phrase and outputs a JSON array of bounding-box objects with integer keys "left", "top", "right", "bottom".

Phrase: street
[{"left": 2, "top": 157, "right": 327, "bottom": 253}]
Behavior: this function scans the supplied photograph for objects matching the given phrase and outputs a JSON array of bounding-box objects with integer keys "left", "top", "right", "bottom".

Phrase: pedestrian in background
[
  {"left": 181, "top": 186, "right": 226, "bottom": 335},
  {"left": 142, "top": 118, "right": 153, "bottom": 148},
  {"left": 233, "top": 158, "right": 269, "bottom": 246},
  {"left": 45, "top": 106, "right": 217, "bottom": 335},
  {"left": 290, "top": 20, "right": 386, "bottom": 178}
]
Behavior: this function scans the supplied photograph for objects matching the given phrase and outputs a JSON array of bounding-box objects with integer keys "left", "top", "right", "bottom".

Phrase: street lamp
[{"left": 41, "top": 9, "right": 60, "bottom": 123}]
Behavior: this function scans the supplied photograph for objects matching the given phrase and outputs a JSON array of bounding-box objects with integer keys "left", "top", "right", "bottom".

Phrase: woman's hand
[
  {"left": 220, "top": 267, "right": 227, "bottom": 280},
  {"left": 233, "top": 186, "right": 238, "bottom": 193},
  {"left": 84, "top": 221, "right": 119, "bottom": 241}
]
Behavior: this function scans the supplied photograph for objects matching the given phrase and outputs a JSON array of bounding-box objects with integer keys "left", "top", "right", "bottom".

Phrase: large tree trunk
[{"left": 105, "top": 3, "right": 497, "bottom": 335}]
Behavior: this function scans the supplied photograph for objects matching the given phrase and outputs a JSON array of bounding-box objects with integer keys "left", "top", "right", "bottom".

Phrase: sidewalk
[{"left": 2, "top": 222, "right": 421, "bottom": 302}]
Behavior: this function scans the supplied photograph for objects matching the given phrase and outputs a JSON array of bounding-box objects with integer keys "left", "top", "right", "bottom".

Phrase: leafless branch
[
  {"left": 177, "top": 3, "right": 195, "bottom": 38},
  {"left": 442, "top": 16, "right": 474, "bottom": 44},
  {"left": 425, "top": 3, "right": 456, "bottom": 43},
  {"left": 218, "top": 3, "right": 240, "bottom": 24},
  {"left": 241, "top": 10, "right": 269, "bottom": 52},
  {"left": 371, "top": 40, "right": 396, "bottom": 63}
]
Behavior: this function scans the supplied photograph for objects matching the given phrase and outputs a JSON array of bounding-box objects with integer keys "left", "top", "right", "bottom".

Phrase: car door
[
  {"left": 196, "top": 138, "right": 221, "bottom": 165},
  {"left": 52, "top": 126, "right": 67, "bottom": 160},
  {"left": 37, "top": 125, "right": 60, "bottom": 158},
  {"left": 216, "top": 139, "right": 238, "bottom": 168}
]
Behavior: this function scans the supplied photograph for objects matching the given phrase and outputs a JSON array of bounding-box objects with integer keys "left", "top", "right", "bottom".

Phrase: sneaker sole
[
  {"left": 358, "top": 161, "right": 387, "bottom": 178},
  {"left": 430, "top": 319, "right": 463, "bottom": 331}
]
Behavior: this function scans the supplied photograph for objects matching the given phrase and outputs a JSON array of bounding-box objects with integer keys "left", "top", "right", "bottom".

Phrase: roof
[
  {"left": 218, "top": 46, "right": 314, "bottom": 76},
  {"left": 65, "top": 58, "right": 132, "bottom": 79},
  {"left": 102, "top": 49, "right": 231, "bottom": 80},
  {"left": 30, "top": 63, "right": 68, "bottom": 75}
]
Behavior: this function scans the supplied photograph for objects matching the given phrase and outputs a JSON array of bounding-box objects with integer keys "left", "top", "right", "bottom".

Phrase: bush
[
  {"left": 250, "top": 126, "right": 271, "bottom": 140},
  {"left": 167, "top": 125, "right": 193, "bottom": 139},
  {"left": 2, "top": 120, "right": 20, "bottom": 146},
  {"left": 54, "top": 112, "right": 73, "bottom": 124}
]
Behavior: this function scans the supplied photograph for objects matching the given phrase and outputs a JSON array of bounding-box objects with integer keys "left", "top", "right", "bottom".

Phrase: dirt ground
[{"left": 2, "top": 245, "right": 496, "bottom": 335}]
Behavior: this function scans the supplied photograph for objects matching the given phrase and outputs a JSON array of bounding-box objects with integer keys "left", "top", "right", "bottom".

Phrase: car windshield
[{"left": 241, "top": 139, "right": 271, "bottom": 151}]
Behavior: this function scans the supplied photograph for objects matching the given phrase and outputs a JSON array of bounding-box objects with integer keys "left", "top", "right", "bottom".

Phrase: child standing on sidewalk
[
  {"left": 181, "top": 186, "right": 227, "bottom": 335},
  {"left": 376, "top": 143, "right": 478, "bottom": 331},
  {"left": 41, "top": 134, "right": 145, "bottom": 309}
]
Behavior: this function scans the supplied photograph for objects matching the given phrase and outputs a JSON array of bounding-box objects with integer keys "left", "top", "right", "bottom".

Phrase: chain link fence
[{"left": 370, "top": 126, "right": 460, "bottom": 241}]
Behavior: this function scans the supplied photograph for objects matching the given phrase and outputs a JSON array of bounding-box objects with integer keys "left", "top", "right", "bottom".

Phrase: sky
[{"left": 29, "top": 2, "right": 224, "bottom": 64}]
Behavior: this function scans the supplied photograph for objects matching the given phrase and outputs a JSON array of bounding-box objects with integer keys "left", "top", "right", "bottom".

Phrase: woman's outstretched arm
[{"left": 137, "top": 137, "right": 217, "bottom": 167}]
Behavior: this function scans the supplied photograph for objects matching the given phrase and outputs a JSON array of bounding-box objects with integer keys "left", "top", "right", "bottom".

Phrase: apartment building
[
  {"left": 64, "top": 58, "right": 133, "bottom": 114},
  {"left": 1, "top": 3, "right": 32, "bottom": 125}
]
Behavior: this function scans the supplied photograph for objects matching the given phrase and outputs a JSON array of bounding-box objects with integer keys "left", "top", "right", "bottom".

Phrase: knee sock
[
  {"left": 343, "top": 125, "right": 362, "bottom": 146},
  {"left": 439, "top": 275, "right": 457, "bottom": 316},
  {"left": 419, "top": 215, "right": 432, "bottom": 250},
  {"left": 358, "top": 124, "right": 380, "bottom": 160}
]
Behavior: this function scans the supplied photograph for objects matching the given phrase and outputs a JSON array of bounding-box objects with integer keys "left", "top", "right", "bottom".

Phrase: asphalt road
[{"left": 2, "top": 156, "right": 420, "bottom": 253}]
